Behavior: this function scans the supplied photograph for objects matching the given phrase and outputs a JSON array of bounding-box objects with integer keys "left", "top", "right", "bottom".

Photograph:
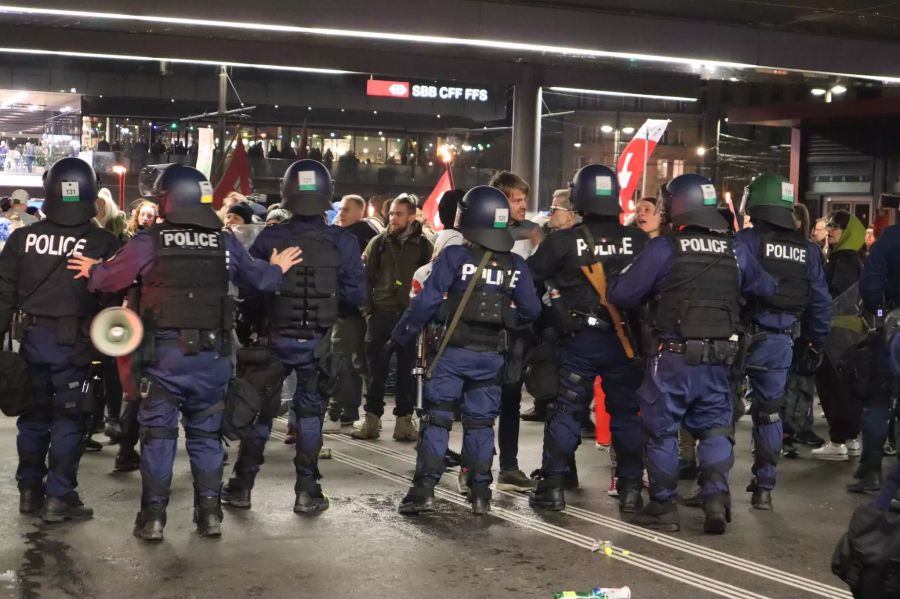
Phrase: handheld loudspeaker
[{"left": 90, "top": 307, "right": 144, "bottom": 357}]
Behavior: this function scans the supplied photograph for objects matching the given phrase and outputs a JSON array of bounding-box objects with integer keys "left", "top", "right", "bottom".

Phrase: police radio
[{"left": 89, "top": 307, "right": 144, "bottom": 357}]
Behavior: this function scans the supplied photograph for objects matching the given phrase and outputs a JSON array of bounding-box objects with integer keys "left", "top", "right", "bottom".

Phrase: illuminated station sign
[{"left": 367, "top": 79, "right": 489, "bottom": 102}]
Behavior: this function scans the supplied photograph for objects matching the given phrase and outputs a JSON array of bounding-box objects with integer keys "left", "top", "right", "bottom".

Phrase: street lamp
[{"left": 112, "top": 164, "right": 126, "bottom": 209}]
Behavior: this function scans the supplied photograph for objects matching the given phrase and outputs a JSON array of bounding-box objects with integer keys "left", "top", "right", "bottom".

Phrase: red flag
[
  {"left": 617, "top": 119, "right": 669, "bottom": 216},
  {"left": 422, "top": 167, "right": 453, "bottom": 230},
  {"left": 213, "top": 139, "right": 251, "bottom": 209}
]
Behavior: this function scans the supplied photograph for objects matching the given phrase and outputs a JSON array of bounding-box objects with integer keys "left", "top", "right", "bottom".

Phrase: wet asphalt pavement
[{"left": 0, "top": 403, "right": 880, "bottom": 599}]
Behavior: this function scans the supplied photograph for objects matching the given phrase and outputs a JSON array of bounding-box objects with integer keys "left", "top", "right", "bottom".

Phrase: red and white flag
[
  {"left": 213, "top": 139, "right": 252, "bottom": 209},
  {"left": 617, "top": 119, "right": 670, "bottom": 215},
  {"left": 422, "top": 166, "right": 454, "bottom": 231}
]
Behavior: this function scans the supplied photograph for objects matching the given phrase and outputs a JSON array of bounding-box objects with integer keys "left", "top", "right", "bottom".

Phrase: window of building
[
  {"left": 657, "top": 159, "right": 668, "bottom": 180},
  {"left": 673, "top": 159, "right": 685, "bottom": 178}
]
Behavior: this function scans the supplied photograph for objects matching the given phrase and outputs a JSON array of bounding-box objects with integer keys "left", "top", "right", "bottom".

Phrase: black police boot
[
  {"left": 19, "top": 483, "right": 45, "bottom": 515},
  {"left": 678, "top": 458, "right": 698, "bottom": 481},
  {"left": 114, "top": 448, "right": 140, "bottom": 473},
  {"left": 681, "top": 486, "right": 703, "bottom": 508},
  {"left": 703, "top": 493, "right": 731, "bottom": 535},
  {"left": 221, "top": 478, "right": 253, "bottom": 509},
  {"left": 193, "top": 496, "right": 223, "bottom": 537},
  {"left": 618, "top": 484, "right": 644, "bottom": 514},
  {"left": 469, "top": 485, "right": 491, "bottom": 516},
  {"left": 133, "top": 503, "right": 166, "bottom": 542},
  {"left": 104, "top": 419, "right": 123, "bottom": 444},
  {"left": 398, "top": 480, "right": 436, "bottom": 515},
  {"left": 746, "top": 477, "right": 772, "bottom": 510},
  {"left": 847, "top": 471, "right": 882, "bottom": 494},
  {"left": 528, "top": 475, "right": 565, "bottom": 511},
  {"left": 631, "top": 500, "right": 680, "bottom": 532},
  {"left": 293, "top": 480, "right": 329, "bottom": 514},
  {"left": 41, "top": 493, "right": 94, "bottom": 523}
]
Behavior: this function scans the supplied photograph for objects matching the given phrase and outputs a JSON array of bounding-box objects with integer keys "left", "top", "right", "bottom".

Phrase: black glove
[{"left": 796, "top": 339, "right": 823, "bottom": 375}]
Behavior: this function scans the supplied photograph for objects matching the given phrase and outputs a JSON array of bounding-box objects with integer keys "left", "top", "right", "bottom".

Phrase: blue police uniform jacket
[
  {"left": 734, "top": 227, "right": 832, "bottom": 342},
  {"left": 860, "top": 225, "right": 900, "bottom": 313},
  {"left": 391, "top": 244, "right": 541, "bottom": 347},
  {"left": 607, "top": 232, "right": 777, "bottom": 332}
]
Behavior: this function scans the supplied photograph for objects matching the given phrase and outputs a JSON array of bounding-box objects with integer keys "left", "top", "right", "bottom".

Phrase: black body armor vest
[
  {"left": 141, "top": 225, "right": 231, "bottom": 332},
  {"left": 269, "top": 229, "right": 340, "bottom": 338},
  {"left": 445, "top": 248, "right": 518, "bottom": 351},
  {"left": 652, "top": 231, "right": 742, "bottom": 340},
  {"left": 757, "top": 230, "right": 809, "bottom": 316}
]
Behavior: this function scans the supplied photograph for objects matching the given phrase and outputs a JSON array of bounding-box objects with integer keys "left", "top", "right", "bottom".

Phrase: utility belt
[
  {"left": 16, "top": 313, "right": 84, "bottom": 346},
  {"left": 445, "top": 325, "right": 510, "bottom": 354},
  {"left": 268, "top": 322, "right": 329, "bottom": 342},
  {"left": 657, "top": 338, "right": 739, "bottom": 365},
  {"left": 749, "top": 320, "right": 801, "bottom": 340}
]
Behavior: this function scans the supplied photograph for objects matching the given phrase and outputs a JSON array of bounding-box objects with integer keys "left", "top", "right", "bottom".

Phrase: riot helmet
[
  {"left": 659, "top": 173, "right": 728, "bottom": 231},
  {"left": 42, "top": 157, "right": 99, "bottom": 226},
  {"left": 455, "top": 186, "right": 514, "bottom": 252},
  {"left": 745, "top": 173, "right": 796, "bottom": 230},
  {"left": 154, "top": 164, "right": 221, "bottom": 230},
  {"left": 280, "top": 159, "right": 333, "bottom": 216},
  {"left": 570, "top": 163, "right": 621, "bottom": 216}
]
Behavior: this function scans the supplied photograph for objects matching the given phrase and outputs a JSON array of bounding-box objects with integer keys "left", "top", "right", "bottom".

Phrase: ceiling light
[
  {"left": 811, "top": 88, "right": 827, "bottom": 96},
  {"left": 60, "top": 105, "right": 72, "bottom": 112},
  {"left": 549, "top": 86, "right": 697, "bottom": 103},
  {"left": 621, "top": 126, "right": 635, "bottom": 134},
  {"left": 600, "top": 125, "right": 614, "bottom": 133},
  {"left": 573, "top": 142, "right": 582, "bottom": 148},
  {"left": 373, "top": 110, "right": 378, "bottom": 114},
  {"left": 831, "top": 84, "right": 847, "bottom": 95}
]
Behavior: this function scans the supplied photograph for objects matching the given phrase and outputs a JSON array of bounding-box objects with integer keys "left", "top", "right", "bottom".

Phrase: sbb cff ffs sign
[{"left": 366, "top": 79, "right": 489, "bottom": 102}]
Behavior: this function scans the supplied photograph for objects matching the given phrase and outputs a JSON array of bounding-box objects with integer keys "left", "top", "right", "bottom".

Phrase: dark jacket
[
  {"left": 825, "top": 214, "right": 865, "bottom": 298},
  {"left": 363, "top": 220, "right": 433, "bottom": 313}
]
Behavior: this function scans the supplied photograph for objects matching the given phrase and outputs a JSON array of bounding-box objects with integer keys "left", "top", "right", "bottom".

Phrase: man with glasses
[{"left": 547, "top": 189, "right": 579, "bottom": 233}]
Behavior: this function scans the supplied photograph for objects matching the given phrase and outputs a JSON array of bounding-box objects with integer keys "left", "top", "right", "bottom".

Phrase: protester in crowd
[
  {"left": 126, "top": 200, "right": 159, "bottom": 237},
  {"left": 9, "top": 189, "right": 36, "bottom": 225},
  {"left": 489, "top": 171, "right": 541, "bottom": 491},
  {"left": 811, "top": 218, "right": 828, "bottom": 254},
  {"left": 812, "top": 210, "right": 865, "bottom": 461},
  {"left": 546, "top": 189, "right": 579, "bottom": 233},
  {"left": 95, "top": 188, "right": 130, "bottom": 242},
  {"left": 224, "top": 203, "right": 254, "bottom": 229},
  {"left": 353, "top": 194, "right": 433, "bottom": 442}
]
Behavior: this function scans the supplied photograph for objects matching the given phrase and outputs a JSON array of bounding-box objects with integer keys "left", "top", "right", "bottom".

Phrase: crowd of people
[{"left": 0, "top": 154, "right": 897, "bottom": 597}]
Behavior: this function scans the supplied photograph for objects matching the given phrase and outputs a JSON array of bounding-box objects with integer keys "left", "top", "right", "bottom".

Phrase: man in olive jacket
[{"left": 354, "top": 195, "right": 433, "bottom": 442}]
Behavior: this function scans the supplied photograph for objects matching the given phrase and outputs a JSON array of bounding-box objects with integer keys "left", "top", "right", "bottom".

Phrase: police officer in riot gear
[
  {"left": 734, "top": 174, "right": 831, "bottom": 508},
  {"left": 608, "top": 174, "right": 776, "bottom": 534},
  {"left": 527, "top": 164, "right": 647, "bottom": 514},
  {"left": 856, "top": 218, "right": 900, "bottom": 494},
  {"left": 222, "top": 159, "right": 365, "bottom": 514},
  {"left": 394, "top": 185, "right": 541, "bottom": 515},
  {"left": 69, "top": 165, "right": 301, "bottom": 541},
  {"left": 0, "top": 157, "right": 119, "bottom": 522}
]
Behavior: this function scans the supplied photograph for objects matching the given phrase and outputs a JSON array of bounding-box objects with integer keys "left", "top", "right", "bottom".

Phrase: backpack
[{"left": 832, "top": 502, "right": 900, "bottom": 598}]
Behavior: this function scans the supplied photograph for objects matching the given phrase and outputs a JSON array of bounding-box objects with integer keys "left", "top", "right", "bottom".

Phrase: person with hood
[
  {"left": 812, "top": 210, "right": 865, "bottom": 461},
  {"left": 353, "top": 194, "right": 433, "bottom": 442},
  {"left": 95, "top": 188, "right": 130, "bottom": 242}
]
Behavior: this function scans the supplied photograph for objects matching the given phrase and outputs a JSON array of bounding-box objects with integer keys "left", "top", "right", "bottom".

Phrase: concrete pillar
[{"left": 511, "top": 73, "right": 542, "bottom": 212}]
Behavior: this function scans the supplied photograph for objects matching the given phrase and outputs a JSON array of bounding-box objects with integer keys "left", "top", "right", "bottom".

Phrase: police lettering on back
[
  {"left": 679, "top": 237, "right": 728, "bottom": 254},
  {"left": 160, "top": 230, "right": 221, "bottom": 249},
  {"left": 764, "top": 242, "right": 807, "bottom": 263},
  {"left": 24, "top": 233, "right": 87, "bottom": 257},
  {"left": 576, "top": 237, "right": 634, "bottom": 258},
  {"left": 460, "top": 262, "right": 521, "bottom": 288}
]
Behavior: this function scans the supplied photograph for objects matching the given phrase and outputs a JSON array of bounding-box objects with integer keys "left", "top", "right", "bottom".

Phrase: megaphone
[{"left": 90, "top": 307, "right": 144, "bottom": 357}]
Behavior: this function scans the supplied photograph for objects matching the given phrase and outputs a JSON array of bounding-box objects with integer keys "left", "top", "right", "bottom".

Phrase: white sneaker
[
  {"left": 811, "top": 441, "right": 849, "bottom": 461},
  {"left": 846, "top": 438, "right": 862, "bottom": 457},
  {"left": 322, "top": 417, "right": 341, "bottom": 433}
]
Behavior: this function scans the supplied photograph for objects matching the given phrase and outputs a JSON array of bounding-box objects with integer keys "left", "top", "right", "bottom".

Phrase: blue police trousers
[{"left": 746, "top": 334, "right": 793, "bottom": 491}]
